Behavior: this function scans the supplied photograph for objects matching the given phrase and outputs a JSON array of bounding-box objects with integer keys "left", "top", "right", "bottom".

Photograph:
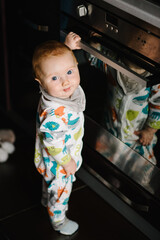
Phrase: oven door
[{"left": 60, "top": 3, "right": 160, "bottom": 239}]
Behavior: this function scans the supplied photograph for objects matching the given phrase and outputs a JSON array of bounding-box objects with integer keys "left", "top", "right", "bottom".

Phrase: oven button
[{"left": 77, "top": 5, "right": 87, "bottom": 17}]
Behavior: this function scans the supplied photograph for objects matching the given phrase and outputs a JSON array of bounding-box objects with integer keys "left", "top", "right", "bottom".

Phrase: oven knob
[{"left": 77, "top": 5, "right": 87, "bottom": 17}]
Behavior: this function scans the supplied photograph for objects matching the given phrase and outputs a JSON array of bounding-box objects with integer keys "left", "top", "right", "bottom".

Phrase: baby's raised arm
[{"left": 64, "top": 32, "right": 81, "bottom": 50}]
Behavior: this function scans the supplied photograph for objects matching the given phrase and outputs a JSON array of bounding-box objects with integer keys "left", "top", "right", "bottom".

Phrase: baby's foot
[{"left": 53, "top": 218, "right": 79, "bottom": 235}]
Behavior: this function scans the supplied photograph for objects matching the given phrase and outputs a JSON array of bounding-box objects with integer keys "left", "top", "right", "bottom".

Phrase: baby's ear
[{"left": 35, "top": 78, "right": 42, "bottom": 85}]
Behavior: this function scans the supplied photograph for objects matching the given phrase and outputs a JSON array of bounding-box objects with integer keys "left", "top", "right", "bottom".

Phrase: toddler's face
[{"left": 39, "top": 51, "right": 80, "bottom": 99}]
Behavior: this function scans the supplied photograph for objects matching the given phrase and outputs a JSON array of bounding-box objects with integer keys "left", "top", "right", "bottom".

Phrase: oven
[{"left": 60, "top": 1, "right": 160, "bottom": 239}]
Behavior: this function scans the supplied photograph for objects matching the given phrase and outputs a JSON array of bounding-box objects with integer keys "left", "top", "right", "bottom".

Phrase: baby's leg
[
  {"left": 46, "top": 167, "right": 78, "bottom": 235},
  {"left": 47, "top": 173, "right": 72, "bottom": 224}
]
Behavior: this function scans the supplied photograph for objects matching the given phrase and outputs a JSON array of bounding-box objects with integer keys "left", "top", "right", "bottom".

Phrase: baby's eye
[
  {"left": 67, "top": 70, "right": 73, "bottom": 75},
  {"left": 52, "top": 76, "right": 58, "bottom": 81}
]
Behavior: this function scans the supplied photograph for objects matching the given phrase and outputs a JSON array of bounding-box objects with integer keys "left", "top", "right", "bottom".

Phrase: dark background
[{"left": 0, "top": 0, "right": 60, "bottom": 127}]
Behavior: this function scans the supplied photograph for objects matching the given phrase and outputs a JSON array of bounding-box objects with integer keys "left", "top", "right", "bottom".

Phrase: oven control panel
[
  {"left": 60, "top": 0, "right": 160, "bottom": 64},
  {"left": 105, "top": 13, "right": 118, "bottom": 34}
]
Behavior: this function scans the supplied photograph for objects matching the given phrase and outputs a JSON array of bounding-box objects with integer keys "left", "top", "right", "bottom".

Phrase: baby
[{"left": 33, "top": 32, "right": 85, "bottom": 235}]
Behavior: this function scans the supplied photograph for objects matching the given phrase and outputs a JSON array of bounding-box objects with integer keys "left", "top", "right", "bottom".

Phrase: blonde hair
[{"left": 32, "top": 40, "right": 76, "bottom": 79}]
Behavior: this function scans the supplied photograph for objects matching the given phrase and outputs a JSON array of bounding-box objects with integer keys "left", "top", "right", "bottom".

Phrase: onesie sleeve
[
  {"left": 146, "top": 84, "right": 160, "bottom": 129},
  {"left": 39, "top": 106, "right": 72, "bottom": 165}
]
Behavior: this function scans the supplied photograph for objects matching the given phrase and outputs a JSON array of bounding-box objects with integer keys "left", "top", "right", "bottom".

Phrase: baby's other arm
[
  {"left": 62, "top": 158, "right": 77, "bottom": 178},
  {"left": 64, "top": 32, "right": 81, "bottom": 50},
  {"left": 134, "top": 126, "right": 157, "bottom": 146}
]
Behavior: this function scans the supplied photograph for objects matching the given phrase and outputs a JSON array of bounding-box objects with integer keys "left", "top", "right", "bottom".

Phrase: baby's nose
[{"left": 62, "top": 77, "right": 70, "bottom": 86}]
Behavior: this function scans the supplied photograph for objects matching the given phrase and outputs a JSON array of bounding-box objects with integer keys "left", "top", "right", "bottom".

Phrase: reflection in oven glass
[{"left": 78, "top": 36, "right": 160, "bottom": 166}]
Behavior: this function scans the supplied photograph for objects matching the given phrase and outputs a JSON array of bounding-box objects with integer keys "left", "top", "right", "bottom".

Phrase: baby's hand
[
  {"left": 134, "top": 126, "right": 157, "bottom": 146},
  {"left": 62, "top": 158, "right": 77, "bottom": 178},
  {"left": 64, "top": 32, "right": 81, "bottom": 50}
]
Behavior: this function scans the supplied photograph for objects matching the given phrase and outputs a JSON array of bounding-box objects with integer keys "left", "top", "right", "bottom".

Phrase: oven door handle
[{"left": 60, "top": 30, "right": 148, "bottom": 87}]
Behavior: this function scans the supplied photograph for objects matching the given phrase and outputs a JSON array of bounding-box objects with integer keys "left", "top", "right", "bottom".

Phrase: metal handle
[{"left": 60, "top": 29, "right": 147, "bottom": 87}]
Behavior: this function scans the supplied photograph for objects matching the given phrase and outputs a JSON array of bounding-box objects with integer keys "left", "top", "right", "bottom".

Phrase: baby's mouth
[{"left": 63, "top": 87, "right": 71, "bottom": 92}]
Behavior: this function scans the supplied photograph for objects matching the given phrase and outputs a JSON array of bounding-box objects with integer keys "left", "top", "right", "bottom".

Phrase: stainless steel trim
[
  {"left": 60, "top": 30, "right": 147, "bottom": 87},
  {"left": 103, "top": 0, "right": 160, "bottom": 28}
]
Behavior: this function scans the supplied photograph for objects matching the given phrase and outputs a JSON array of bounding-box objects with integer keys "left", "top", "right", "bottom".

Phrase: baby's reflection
[{"left": 88, "top": 33, "right": 160, "bottom": 165}]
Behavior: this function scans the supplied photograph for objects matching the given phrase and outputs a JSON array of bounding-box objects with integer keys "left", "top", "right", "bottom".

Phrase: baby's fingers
[
  {"left": 139, "top": 137, "right": 151, "bottom": 146},
  {"left": 65, "top": 172, "right": 70, "bottom": 178}
]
